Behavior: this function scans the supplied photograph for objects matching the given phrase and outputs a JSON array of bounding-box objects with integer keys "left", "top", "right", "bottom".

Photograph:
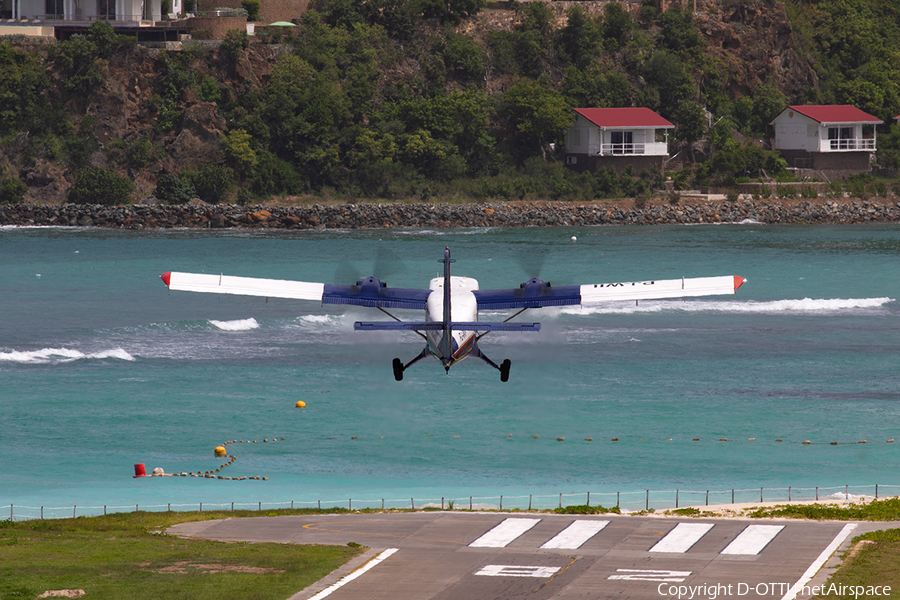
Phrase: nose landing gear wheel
[
  {"left": 500, "top": 359, "right": 511, "bottom": 382},
  {"left": 392, "top": 358, "right": 404, "bottom": 381}
]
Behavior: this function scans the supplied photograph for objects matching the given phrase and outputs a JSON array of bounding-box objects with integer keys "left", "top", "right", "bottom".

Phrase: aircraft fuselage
[{"left": 425, "top": 276, "right": 479, "bottom": 368}]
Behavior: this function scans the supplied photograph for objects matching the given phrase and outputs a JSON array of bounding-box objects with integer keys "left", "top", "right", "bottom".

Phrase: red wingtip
[
  {"left": 160, "top": 272, "right": 172, "bottom": 287},
  {"left": 734, "top": 275, "right": 746, "bottom": 291}
]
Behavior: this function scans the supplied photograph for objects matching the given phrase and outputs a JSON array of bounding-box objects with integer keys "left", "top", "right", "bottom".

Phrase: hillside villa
[{"left": 564, "top": 107, "right": 674, "bottom": 174}]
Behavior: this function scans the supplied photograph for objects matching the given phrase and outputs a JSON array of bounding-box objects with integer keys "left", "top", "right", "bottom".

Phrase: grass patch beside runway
[
  {"left": 746, "top": 497, "right": 900, "bottom": 520},
  {"left": 0, "top": 510, "right": 365, "bottom": 600},
  {"left": 811, "top": 529, "right": 900, "bottom": 600}
]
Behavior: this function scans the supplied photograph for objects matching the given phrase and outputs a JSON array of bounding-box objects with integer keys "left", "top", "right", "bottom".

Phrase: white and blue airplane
[{"left": 161, "top": 247, "right": 745, "bottom": 381}]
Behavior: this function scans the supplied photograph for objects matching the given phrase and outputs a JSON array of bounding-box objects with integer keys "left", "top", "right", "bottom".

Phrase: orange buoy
[
  {"left": 296, "top": 401, "right": 306, "bottom": 408},
  {"left": 215, "top": 446, "right": 227, "bottom": 456}
]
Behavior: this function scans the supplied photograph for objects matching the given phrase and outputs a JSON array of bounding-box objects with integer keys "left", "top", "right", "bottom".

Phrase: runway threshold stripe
[
  {"left": 306, "top": 548, "right": 398, "bottom": 600},
  {"left": 469, "top": 518, "right": 541, "bottom": 548},
  {"left": 720, "top": 525, "right": 784, "bottom": 555},
  {"left": 649, "top": 523, "right": 714, "bottom": 553},
  {"left": 780, "top": 524, "right": 858, "bottom": 600},
  {"left": 540, "top": 520, "right": 609, "bottom": 549}
]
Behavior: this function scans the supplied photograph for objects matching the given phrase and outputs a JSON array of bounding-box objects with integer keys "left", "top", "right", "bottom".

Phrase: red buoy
[{"left": 133, "top": 463, "right": 147, "bottom": 478}]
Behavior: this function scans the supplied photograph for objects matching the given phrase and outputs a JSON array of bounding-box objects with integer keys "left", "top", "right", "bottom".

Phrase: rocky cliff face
[
  {"left": 11, "top": 0, "right": 821, "bottom": 205},
  {"left": 19, "top": 43, "right": 287, "bottom": 205},
  {"left": 695, "top": 0, "right": 817, "bottom": 97}
]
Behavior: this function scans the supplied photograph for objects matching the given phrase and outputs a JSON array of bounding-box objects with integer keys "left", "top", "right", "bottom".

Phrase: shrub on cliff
[
  {"left": 180, "top": 165, "right": 233, "bottom": 204},
  {"left": 154, "top": 174, "right": 195, "bottom": 205},
  {"left": 0, "top": 177, "right": 27, "bottom": 204},
  {"left": 241, "top": 0, "right": 260, "bottom": 21},
  {"left": 68, "top": 167, "right": 135, "bottom": 206}
]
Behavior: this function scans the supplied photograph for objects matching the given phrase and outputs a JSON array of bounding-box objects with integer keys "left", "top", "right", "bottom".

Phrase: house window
[
  {"left": 610, "top": 131, "right": 633, "bottom": 154},
  {"left": 567, "top": 156, "right": 578, "bottom": 165},
  {"left": 45, "top": 0, "right": 63, "bottom": 18},
  {"left": 828, "top": 126, "right": 855, "bottom": 150},
  {"left": 570, "top": 129, "right": 581, "bottom": 148}
]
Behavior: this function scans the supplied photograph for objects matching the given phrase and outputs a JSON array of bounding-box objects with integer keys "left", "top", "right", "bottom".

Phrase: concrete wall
[
  {"left": 778, "top": 149, "right": 872, "bottom": 178},
  {"left": 205, "top": 0, "right": 307, "bottom": 25},
  {"left": 186, "top": 14, "right": 245, "bottom": 38},
  {"left": 564, "top": 154, "right": 666, "bottom": 174}
]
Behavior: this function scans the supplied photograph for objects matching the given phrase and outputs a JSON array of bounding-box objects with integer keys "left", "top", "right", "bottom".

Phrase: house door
[
  {"left": 828, "top": 127, "right": 854, "bottom": 150},
  {"left": 97, "top": 0, "right": 115, "bottom": 19},
  {"left": 611, "top": 131, "right": 632, "bottom": 154}
]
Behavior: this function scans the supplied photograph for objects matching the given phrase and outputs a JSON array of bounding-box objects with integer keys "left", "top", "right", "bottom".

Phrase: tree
[
  {"left": 154, "top": 174, "right": 195, "bottom": 204},
  {"left": 658, "top": 6, "right": 703, "bottom": 55},
  {"left": 68, "top": 167, "right": 134, "bottom": 205},
  {"left": 672, "top": 100, "right": 706, "bottom": 162},
  {"left": 0, "top": 42, "right": 48, "bottom": 136},
  {"left": 556, "top": 5, "right": 602, "bottom": 69},
  {"left": 222, "top": 129, "right": 258, "bottom": 179},
  {"left": 498, "top": 80, "right": 573, "bottom": 161},
  {"left": 0, "top": 177, "right": 28, "bottom": 204},
  {"left": 602, "top": 2, "right": 633, "bottom": 51},
  {"left": 180, "top": 165, "right": 233, "bottom": 204}
]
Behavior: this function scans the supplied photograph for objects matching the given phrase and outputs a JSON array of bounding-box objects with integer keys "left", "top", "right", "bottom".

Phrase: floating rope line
[{"left": 152, "top": 437, "right": 286, "bottom": 481}]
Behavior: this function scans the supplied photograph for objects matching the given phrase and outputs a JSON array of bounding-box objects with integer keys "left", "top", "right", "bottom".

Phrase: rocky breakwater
[{"left": 2, "top": 198, "right": 900, "bottom": 229}]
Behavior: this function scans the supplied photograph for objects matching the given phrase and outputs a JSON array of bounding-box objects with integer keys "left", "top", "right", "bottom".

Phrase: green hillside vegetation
[{"left": 1, "top": 0, "right": 899, "bottom": 205}]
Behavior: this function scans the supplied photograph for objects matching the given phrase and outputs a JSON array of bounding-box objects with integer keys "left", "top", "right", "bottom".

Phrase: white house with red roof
[
  {"left": 564, "top": 108, "right": 674, "bottom": 173},
  {"left": 770, "top": 105, "right": 883, "bottom": 175}
]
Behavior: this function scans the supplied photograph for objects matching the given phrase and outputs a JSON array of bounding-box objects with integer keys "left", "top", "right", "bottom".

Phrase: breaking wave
[
  {"left": 0, "top": 347, "right": 135, "bottom": 364},
  {"left": 209, "top": 318, "right": 260, "bottom": 331}
]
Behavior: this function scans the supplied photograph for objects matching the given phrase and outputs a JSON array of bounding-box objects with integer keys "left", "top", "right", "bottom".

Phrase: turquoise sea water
[{"left": 2, "top": 223, "right": 900, "bottom": 517}]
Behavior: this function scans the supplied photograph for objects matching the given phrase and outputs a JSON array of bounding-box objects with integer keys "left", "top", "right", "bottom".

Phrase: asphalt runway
[{"left": 168, "top": 512, "right": 871, "bottom": 600}]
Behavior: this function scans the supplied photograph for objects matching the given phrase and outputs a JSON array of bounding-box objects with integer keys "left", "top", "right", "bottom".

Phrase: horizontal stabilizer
[
  {"left": 354, "top": 321, "right": 541, "bottom": 332},
  {"left": 451, "top": 322, "right": 541, "bottom": 332},
  {"left": 355, "top": 322, "right": 445, "bottom": 331}
]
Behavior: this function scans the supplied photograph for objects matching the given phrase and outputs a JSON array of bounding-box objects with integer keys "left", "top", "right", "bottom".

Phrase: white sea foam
[
  {"left": 299, "top": 314, "right": 336, "bottom": 324},
  {"left": 209, "top": 318, "right": 260, "bottom": 331},
  {"left": 561, "top": 297, "right": 894, "bottom": 316},
  {"left": 0, "top": 347, "right": 135, "bottom": 364}
]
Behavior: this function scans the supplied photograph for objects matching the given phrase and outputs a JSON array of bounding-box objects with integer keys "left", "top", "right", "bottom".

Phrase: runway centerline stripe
[
  {"left": 469, "top": 518, "right": 541, "bottom": 548},
  {"left": 649, "top": 523, "right": 714, "bottom": 553},
  {"left": 540, "top": 520, "right": 609, "bottom": 549},
  {"left": 720, "top": 524, "right": 784, "bottom": 555},
  {"left": 306, "top": 548, "right": 398, "bottom": 600}
]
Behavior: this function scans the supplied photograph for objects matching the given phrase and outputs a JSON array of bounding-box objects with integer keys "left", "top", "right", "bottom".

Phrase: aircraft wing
[
  {"left": 160, "top": 272, "right": 431, "bottom": 309},
  {"left": 474, "top": 275, "right": 745, "bottom": 309}
]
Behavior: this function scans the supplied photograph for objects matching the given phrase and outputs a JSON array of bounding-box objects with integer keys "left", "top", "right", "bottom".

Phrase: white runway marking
[
  {"left": 649, "top": 523, "right": 715, "bottom": 553},
  {"left": 306, "top": 548, "right": 398, "bottom": 600},
  {"left": 469, "top": 518, "right": 540, "bottom": 548},
  {"left": 608, "top": 569, "right": 692, "bottom": 582},
  {"left": 540, "top": 520, "right": 609, "bottom": 549},
  {"left": 475, "top": 565, "right": 561, "bottom": 578},
  {"left": 721, "top": 524, "right": 784, "bottom": 555}
]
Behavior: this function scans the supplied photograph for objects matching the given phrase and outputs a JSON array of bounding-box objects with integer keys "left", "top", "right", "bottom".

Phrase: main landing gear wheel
[
  {"left": 392, "top": 358, "right": 404, "bottom": 381},
  {"left": 500, "top": 359, "right": 511, "bottom": 382}
]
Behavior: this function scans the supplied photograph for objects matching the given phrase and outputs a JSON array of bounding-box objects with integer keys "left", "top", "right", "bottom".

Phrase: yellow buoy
[
  {"left": 214, "top": 446, "right": 227, "bottom": 456},
  {"left": 296, "top": 401, "right": 306, "bottom": 408}
]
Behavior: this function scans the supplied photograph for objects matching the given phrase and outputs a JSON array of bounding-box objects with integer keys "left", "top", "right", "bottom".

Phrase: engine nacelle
[
  {"left": 520, "top": 277, "right": 551, "bottom": 289},
  {"left": 357, "top": 276, "right": 387, "bottom": 288}
]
